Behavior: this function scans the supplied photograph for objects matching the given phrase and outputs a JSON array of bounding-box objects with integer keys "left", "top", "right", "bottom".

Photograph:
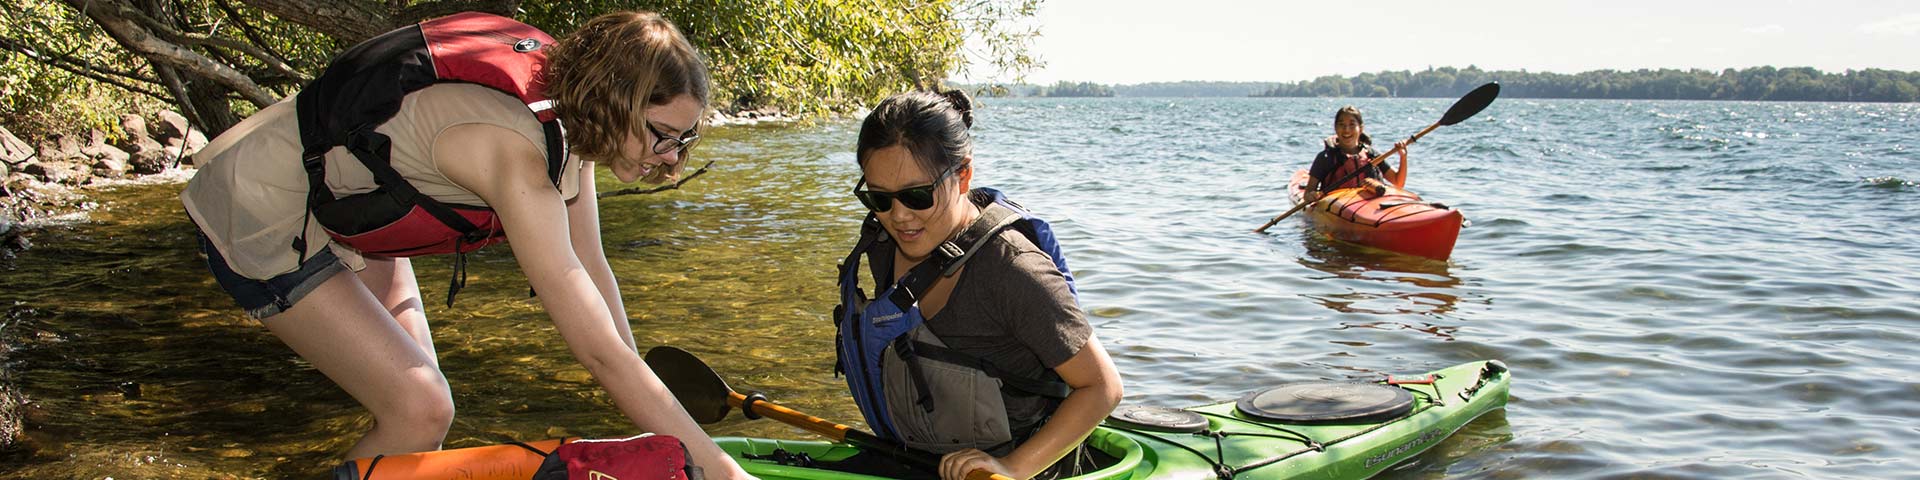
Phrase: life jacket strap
[
  {"left": 903, "top": 339, "right": 1073, "bottom": 399},
  {"left": 293, "top": 150, "right": 331, "bottom": 262},
  {"left": 885, "top": 201, "right": 1024, "bottom": 312},
  {"left": 891, "top": 336, "right": 940, "bottom": 413},
  {"left": 542, "top": 120, "right": 567, "bottom": 189},
  {"left": 447, "top": 238, "right": 469, "bottom": 308}
]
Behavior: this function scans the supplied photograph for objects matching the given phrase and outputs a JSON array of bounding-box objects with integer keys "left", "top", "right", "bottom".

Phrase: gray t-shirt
[{"left": 921, "top": 228, "right": 1091, "bottom": 434}]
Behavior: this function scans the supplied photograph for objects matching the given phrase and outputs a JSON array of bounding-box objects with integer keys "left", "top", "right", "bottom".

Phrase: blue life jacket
[{"left": 833, "top": 188, "right": 1077, "bottom": 450}]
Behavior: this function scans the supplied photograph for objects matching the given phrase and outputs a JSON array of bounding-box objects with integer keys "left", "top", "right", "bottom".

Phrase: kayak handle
[{"left": 1385, "top": 374, "right": 1437, "bottom": 385}]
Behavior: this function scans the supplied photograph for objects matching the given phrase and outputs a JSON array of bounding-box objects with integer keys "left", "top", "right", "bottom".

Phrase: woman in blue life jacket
[
  {"left": 836, "top": 90, "right": 1123, "bottom": 480},
  {"left": 1304, "top": 106, "right": 1411, "bottom": 203},
  {"left": 180, "top": 11, "right": 753, "bottom": 478}
]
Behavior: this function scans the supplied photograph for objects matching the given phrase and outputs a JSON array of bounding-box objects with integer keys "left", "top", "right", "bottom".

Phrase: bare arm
[
  {"left": 437, "top": 124, "right": 751, "bottom": 479},
  {"left": 1007, "top": 336, "right": 1122, "bottom": 478},
  {"left": 1388, "top": 140, "right": 1409, "bottom": 188},
  {"left": 564, "top": 163, "right": 639, "bottom": 351}
]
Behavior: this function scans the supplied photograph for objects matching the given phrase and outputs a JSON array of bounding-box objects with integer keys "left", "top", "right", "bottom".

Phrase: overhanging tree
[{"left": 1, "top": 0, "right": 1044, "bottom": 139}]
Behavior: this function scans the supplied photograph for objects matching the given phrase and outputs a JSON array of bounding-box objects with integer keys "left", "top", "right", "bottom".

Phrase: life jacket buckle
[
  {"left": 936, "top": 241, "right": 965, "bottom": 259},
  {"left": 300, "top": 151, "right": 326, "bottom": 168}
]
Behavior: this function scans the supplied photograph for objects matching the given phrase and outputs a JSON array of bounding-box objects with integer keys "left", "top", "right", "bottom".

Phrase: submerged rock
[
  {"left": 0, "top": 384, "right": 20, "bottom": 451},
  {"left": 2, "top": 310, "right": 24, "bottom": 452},
  {"left": 154, "top": 111, "right": 208, "bottom": 155}
]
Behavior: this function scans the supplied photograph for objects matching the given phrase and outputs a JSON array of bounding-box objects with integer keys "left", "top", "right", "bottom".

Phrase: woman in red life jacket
[
  {"left": 1303, "top": 106, "right": 1410, "bottom": 203},
  {"left": 180, "top": 11, "right": 754, "bottom": 478}
]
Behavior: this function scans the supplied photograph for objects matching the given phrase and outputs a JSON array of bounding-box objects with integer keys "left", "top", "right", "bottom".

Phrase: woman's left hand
[
  {"left": 941, "top": 448, "right": 1016, "bottom": 480},
  {"left": 1394, "top": 140, "right": 1411, "bottom": 158}
]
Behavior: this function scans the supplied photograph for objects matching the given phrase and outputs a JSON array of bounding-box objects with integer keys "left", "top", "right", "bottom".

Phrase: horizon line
[{"left": 967, "top": 65, "right": 1920, "bottom": 87}]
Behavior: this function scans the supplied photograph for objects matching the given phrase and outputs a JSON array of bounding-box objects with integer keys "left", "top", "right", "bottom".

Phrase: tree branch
[
  {"left": 169, "top": 32, "right": 309, "bottom": 82},
  {"left": 0, "top": 36, "right": 171, "bottom": 101},
  {"left": 121, "top": 0, "right": 308, "bottom": 83},
  {"left": 239, "top": 0, "right": 389, "bottom": 43},
  {"left": 597, "top": 160, "right": 717, "bottom": 199},
  {"left": 239, "top": 0, "right": 520, "bottom": 45},
  {"left": 61, "top": 0, "right": 277, "bottom": 106},
  {"left": 152, "top": 62, "right": 199, "bottom": 124},
  {"left": 210, "top": 0, "right": 293, "bottom": 67},
  {"left": 397, "top": 0, "right": 520, "bottom": 24}
]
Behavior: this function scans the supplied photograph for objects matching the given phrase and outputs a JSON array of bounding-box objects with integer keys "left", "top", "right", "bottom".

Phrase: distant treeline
[
  {"left": 966, "top": 66, "right": 1920, "bottom": 102},
  {"left": 968, "top": 80, "right": 1276, "bottom": 97},
  {"left": 1114, "top": 81, "right": 1280, "bottom": 97},
  {"left": 1038, "top": 81, "right": 1115, "bottom": 97},
  {"left": 1255, "top": 66, "right": 1920, "bottom": 102}
]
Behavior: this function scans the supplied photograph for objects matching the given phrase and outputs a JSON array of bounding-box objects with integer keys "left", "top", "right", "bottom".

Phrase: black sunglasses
[
  {"left": 853, "top": 162, "right": 967, "bottom": 212},
  {"left": 644, "top": 121, "right": 700, "bottom": 155}
]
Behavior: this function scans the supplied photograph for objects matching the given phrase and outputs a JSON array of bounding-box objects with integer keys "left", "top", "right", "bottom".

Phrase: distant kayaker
[
  {"left": 1304, "top": 106, "right": 1410, "bottom": 203},
  {"left": 833, "top": 90, "right": 1123, "bottom": 480},
  {"left": 179, "top": 11, "right": 754, "bottom": 478}
]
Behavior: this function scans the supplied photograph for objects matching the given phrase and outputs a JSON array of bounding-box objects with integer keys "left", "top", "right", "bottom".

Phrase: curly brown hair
[{"left": 544, "top": 11, "right": 710, "bottom": 183}]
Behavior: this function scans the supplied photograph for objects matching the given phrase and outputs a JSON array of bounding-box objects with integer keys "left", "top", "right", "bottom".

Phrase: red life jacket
[
  {"left": 532, "top": 434, "right": 701, "bottom": 480},
  {"left": 1322, "top": 144, "right": 1381, "bottom": 191},
  {"left": 294, "top": 12, "right": 567, "bottom": 260}
]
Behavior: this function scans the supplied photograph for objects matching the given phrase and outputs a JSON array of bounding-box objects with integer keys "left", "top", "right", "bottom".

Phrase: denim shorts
[{"left": 196, "top": 228, "right": 347, "bottom": 320}]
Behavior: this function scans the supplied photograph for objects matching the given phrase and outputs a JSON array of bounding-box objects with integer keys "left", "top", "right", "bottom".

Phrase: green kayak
[{"left": 716, "top": 360, "right": 1510, "bottom": 480}]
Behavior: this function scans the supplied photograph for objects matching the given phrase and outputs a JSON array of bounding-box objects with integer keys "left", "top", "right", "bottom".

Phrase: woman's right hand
[{"left": 941, "top": 448, "right": 1015, "bottom": 480}]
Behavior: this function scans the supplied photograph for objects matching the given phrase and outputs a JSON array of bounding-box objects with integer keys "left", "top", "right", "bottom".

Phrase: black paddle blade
[
  {"left": 1438, "top": 82, "right": 1501, "bottom": 126},
  {"left": 644, "top": 346, "right": 733, "bottom": 424}
]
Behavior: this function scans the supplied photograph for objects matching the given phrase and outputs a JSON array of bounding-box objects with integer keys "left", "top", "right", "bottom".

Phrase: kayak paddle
[
  {"left": 644, "top": 345, "right": 1017, "bottom": 480},
  {"left": 1254, "top": 82, "right": 1501, "bottom": 233}
]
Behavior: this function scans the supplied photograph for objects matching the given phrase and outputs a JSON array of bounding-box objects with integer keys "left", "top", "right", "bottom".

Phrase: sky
[{"left": 963, "top": 0, "right": 1920, "bottom": 85}]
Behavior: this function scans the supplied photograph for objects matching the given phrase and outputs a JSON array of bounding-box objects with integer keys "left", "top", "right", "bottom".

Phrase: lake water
[{"left": 1, "top": 97, "right": 1915, "bottom": 478}]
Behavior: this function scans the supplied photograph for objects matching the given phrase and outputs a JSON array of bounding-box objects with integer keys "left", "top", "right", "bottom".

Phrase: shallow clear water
[{"left": 1, "top": 97, "right": 1915, "bottom": 478}]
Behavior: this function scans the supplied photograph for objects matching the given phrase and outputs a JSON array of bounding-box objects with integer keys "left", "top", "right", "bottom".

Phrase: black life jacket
[{"left": 294, "top": 12, "right": 568, "bottom": 305}]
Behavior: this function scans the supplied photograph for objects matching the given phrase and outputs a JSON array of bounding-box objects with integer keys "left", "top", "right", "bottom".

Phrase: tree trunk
[
  {"left": 239, "top": 0, "right": 391, "bottom": 44},
  {"left": 241, "top": 0, "right": 520, "bottom": 44},
  {"left": 143, "top": 0, "right": 244, "bottom": 135},
  {"left": 160, "top": 65, "right": 243, "bottom": 136}
]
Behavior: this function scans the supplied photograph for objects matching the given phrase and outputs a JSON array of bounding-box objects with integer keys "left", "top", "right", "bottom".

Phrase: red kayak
[{"left": 1286, "top": 169, "right": 1463, "bottom": 260}]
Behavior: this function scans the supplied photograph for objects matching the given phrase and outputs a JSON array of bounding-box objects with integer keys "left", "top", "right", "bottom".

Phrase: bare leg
[
  {"left": 261, "top": 269, "right": 454, "bottom": 459},
  {"left": 357, "top": 257, "right": 437, "bottom": 367}
]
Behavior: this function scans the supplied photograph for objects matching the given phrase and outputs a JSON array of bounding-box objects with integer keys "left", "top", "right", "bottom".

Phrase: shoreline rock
[
  {"left": 707, "top": 107, "right": 800, "bottom": 127},
  {"left": 2, "top": 110, "right": 206, "bottom": 257}
]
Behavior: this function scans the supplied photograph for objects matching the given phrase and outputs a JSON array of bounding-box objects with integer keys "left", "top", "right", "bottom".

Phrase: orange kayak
[
  {"left": 332, "top": 438, "right": 575, "bottom": 480},
  {"left": 1286, "top": 169, "right": 1463, "bottom": 260}
]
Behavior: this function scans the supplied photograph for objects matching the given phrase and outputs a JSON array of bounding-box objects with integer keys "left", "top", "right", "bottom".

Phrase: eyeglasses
[
  {"left": 644, "top": 121, "right": 700, "bottom": 155},
  {"left": 853, "top": 162, "right": 967, "bottom": 212}
]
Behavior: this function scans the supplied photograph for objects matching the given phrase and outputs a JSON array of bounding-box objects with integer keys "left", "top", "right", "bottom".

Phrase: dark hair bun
[{"left": 939, "top": 89, "right": 974, "bottom": 128}]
